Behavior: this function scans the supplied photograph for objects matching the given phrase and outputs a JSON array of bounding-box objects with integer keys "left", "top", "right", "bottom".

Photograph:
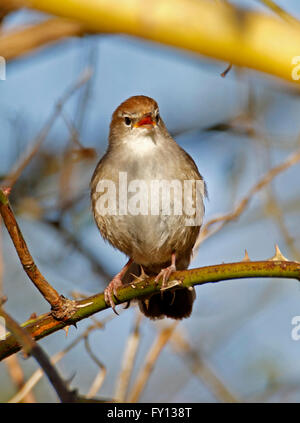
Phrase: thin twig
[
  {"left": 2, "top": 68, "right": 93, "bottom": 189},
  {"left": 8, "top": 319, "right": 107, "bottom": 403},
  {"left": 0, "top": 189, "right": 77, "bottom": 318},
  {"left": 220, "top": 63, "right": 232, "bottom": 77},
  {"left": 256, "top": 0, "right": 298, "bottom": 24},
  {"left": 171, "top": 329, "right": 238, "bottom": 403},
  {"left": 45, "top": 218, "right": 111, "bottom": 282},
  {"left": 194, "top": 149, "right": 300, "bottom": 251},
  {"left": 84, "top": 336, "right": 107, "bottom": 398},
  {"left": 0, "top": 191, "right": 62, "bottom": 307},
  {"left": 127, "top": 322, "right": 178, "bottom": 402},
  {"left": 264, "top": 190, "right": 300, "bottom": 259},
  {"left": 0, "top": 308, "right": 77, "bottom": 402},
  {"left": 61, "top": 110, "right": 85, "bottom": 149},
  {"left": 75, "top": 43, "right": 98, "bottom": 134},
  {"left": 115, "top": 312, "right": 142, "bottom": 402},
  {"left": 0, "top": 17, "right": 86, "bottom": 61},
  {"left": 0, "top": 0, "right": 19, "bottom": 25},
  {"left": 5, "top": 355, "right": 36, "bottom": 402},
  {"left": 258, "top": 142, "right": 300, "bottom": 260}
]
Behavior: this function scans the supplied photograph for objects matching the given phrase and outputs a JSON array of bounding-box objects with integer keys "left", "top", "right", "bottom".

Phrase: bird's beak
[{"left": 134, "top": 115, "right": 156, "bottom": 128}]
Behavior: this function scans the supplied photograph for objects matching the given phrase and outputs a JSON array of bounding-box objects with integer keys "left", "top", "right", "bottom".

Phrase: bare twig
[
  {"left": 249, "top": 131, "right": 299, "bottom": 260},
  {"left": 84, "top": 336, "right": 107, "bottom": 398},
  {"left": 45, "top": 218, "right": 111, "bottom": 282},
  {"left": 0, "top": 308, "right": 77, "bottom": 402},
  {"left": 0, "top": 17, "right": 86, "bottom": 61},
  {"left": 61, "top": 110, "right": 85, "bottom": 149},
  {"left": 127, "top": 322, "right": 178, "bottom": 402},
  {"left": 115, "top": 312, "right": 142, "bottom": 402},
  {"left": 0, "top": 0, "right": 19, "bottom": 25},
  {"left": 0, "top": 190, "right": 70, "bottom": 316},
  {"left": 171, "top": 330, "right": 238, "bottom": 403},
  {"left": 220, "top": 63, "right": 232, "bottom": 77},
  {"left": 264, "top": 189, "right": 300, "bottom": 259},
  {"left": 75, "top": 43, "right": 98, "bottom": 134},
  {"left": 0, "top": 72, "right": 94, "bottom": 319},
  {"left": 256, "top": 0, "right": 298, "bottom": 24},
  {"left": 5, "top": 355, "right": 36, "bottom": 402},
  {"left": 2, "top": 68, "right": 93, "bottom": 189},
  {"left": 8, "top": 318, "right": 106, "bottom": 403},
  {"left": 194, "top": 149, "right": 300, "bottom": 251}
]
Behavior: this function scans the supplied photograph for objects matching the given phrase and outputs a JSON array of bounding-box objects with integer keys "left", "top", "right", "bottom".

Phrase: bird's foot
[
  {"left": 155, "top": 264, "right": 176, "bottom": 288},
  {"left": 104, "top": 258, "right": 133, "bottom": 315},
  {"left": 154, "top": 253, "right": 183, "bottom": 293},
  {"left": 104, "top": 276, "right": 124, "bottom": 315},
  {"left": 155, "top": 253, "right": 177, "bottom": 290}
]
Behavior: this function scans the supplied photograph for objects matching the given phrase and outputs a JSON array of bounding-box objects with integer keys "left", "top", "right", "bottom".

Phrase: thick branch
[
  {"left": 4, "top": 0, "right": 300, "bottom": 83},
  {"left": 0, "top": 193, "right": 60, "bottom": 305},
  {"left": 0, "top": 259, "right": 299, "bottom": 361},
  {"left": 0, "top": 191, "right": 76, "bottom": 318}
]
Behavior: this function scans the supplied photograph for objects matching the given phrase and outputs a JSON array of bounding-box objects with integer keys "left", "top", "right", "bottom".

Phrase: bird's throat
[{"left": 125, "top": 133, "right": 157, "bottom": 155}]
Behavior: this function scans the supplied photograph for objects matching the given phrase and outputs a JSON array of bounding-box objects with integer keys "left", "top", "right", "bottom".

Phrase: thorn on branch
[
  {"left": 160, "top": 279, "right": 183, "bottom": 291},
  {"left": 242, "top": 249, "right": 251, "bottom": 262},
  {"left": 63, "top": 326, "right": 70, "bottom": 337},
  {"left": 268, "top": 244, "right": 289, "bottom": 262},
  {"left": 0, "top": 296, "right": 7, "bottom": 306}
]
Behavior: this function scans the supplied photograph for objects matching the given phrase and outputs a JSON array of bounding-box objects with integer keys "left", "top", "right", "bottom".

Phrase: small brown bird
[{"left": 91, "top": 95, "right": 206, "bottom": 319}]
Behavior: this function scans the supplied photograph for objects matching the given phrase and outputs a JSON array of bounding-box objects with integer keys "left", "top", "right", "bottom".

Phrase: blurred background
[{"left": 1, "top": 0, "right": 300, "bottom": 403}]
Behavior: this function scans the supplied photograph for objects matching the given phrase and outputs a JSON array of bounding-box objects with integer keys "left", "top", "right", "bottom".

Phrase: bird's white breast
[{"left": 124, "top": 132, "right": 158, "bottom": 155}]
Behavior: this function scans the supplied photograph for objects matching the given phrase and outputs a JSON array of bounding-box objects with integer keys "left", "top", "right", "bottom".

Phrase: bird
[{"left": 91, "top": 95, "right": 206, "bottom": 319}]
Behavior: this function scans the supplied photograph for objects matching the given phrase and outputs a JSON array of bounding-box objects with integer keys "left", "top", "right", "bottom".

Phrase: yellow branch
[
  {"left": 2, "top": 0, "right": 297, "bottom": 83},
  {"left": 2, "top": 0, "right": 300, "bottom": 83}
]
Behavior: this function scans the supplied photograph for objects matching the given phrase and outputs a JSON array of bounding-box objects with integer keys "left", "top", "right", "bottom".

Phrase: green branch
[{"left": 1, "top": 259, "right": 299, "bottom": 361}]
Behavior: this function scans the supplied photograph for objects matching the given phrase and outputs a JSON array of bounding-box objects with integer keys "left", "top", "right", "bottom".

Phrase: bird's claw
[
  {"left": 123, "top": 301, "right": 131, "bottom": 309},
  {"left": 155, "top": 263, "right": 176, "bottom": 290},
  {"left": 104, "top": 277, "right": 124, "bottom": 315}
]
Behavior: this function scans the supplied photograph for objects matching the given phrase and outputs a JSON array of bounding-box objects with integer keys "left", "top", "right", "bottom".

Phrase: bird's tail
[{"left": 138, "top": 288, "right": 196, "bottom": 320}]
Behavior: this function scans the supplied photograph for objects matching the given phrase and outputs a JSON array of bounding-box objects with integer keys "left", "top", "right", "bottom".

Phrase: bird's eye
[
  {"left": 124, "top": 117, "right": 132, "bottom": 126},
  {"left": 156, "top": 113, "right": 160, "bottom": 123}
]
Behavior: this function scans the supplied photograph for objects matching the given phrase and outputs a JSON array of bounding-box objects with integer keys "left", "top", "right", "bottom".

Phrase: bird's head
[{"left": 109, "top": 95, "right": 165, "bottom": 146}]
